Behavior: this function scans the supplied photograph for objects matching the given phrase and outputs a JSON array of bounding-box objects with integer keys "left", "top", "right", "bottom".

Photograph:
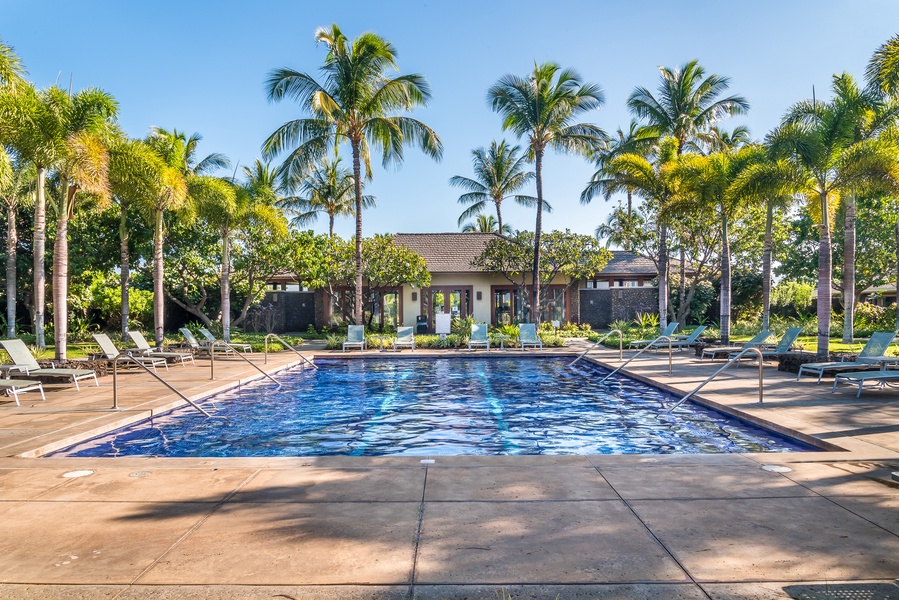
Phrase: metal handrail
[
  {"left": 666, "top": 346, "right": 764, "bottom": 413},
  {"left": 112, "top": 353, "right": 212, "bottom": 417},
  {"left": 571, "top": 329, "right": 623, "bottom": 365},
  {"left": 264, "top": 333, "right": 317, "bottom": 369},
  {"left": 600, "top": 335, "right": 674, "bottom": 383},
  {"left": 209, "top": 341, "right": 281, "bottom": 386}
]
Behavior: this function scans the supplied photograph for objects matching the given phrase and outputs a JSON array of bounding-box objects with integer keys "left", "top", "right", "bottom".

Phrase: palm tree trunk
[
  {"left": 895, "top": 206, "right": 899, "bottom": 331},
  {"left": 6, "top": 201, "right": 17, "bottom": 338},
  {"left": 221, "top": 225, "right": 231, "bottom": 343},
  {"left": 762, "top": 201, "right": 774, "bottom": 332},
  {"left": 658, "top": 221, "right": 669, "bottom": 328},
  {"left": 52, "top": 185, "right": 73, "bottom": 361},
  {"left": 328, "top": 213, "right": 335, "bottom": 237},
  {"left": 119, "top": 205, "right": 130, "bottom": 338},
  {"left": 532, "top": 148, "right": 544, "bottom": 324},
  {"left": 678, "top": 248, "right": 686, "bottom": 322},
  {"left": 495, "top": 200, "right": 503, "bottom": 236},
  {"left": 841, "top": 193, "right": 856, "bottom": 344},
  {"left": 33, "top": 166, "right": 46, "bottom": 348},
  {"left": 720, "top": 211, "right": 731, "bottom": 345},
  {"left": 153, "top": 208, "right": 165, "bottom": 347},
  {"left": 351, "top": 139, "right": 364, "bottom": 325},
  {"left": 817, "top": 191, "right": 832, "bottom": 359}
]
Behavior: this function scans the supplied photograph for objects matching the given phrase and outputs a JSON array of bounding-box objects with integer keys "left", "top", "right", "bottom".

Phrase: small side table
[
  {"left": 492, "top": 334, "right": 512, "bottom": 350},
  {"left": 369, "top": 335, "right": 393, "bottom": 352}
]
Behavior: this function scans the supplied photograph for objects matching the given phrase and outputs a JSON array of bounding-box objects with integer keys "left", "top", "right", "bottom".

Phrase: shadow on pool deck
[{"left": 0, "top": 344, "right": 897, "bottom": 597}]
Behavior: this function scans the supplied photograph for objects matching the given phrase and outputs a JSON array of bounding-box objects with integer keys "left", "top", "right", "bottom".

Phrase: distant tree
[
  {"left": 0, "top": 150, "right": 33, "bottom": 337},
  {"left": 279, "top": 157, "right": 374, "bottom": 236},
  {"left": 460, "top": 214, "right": 512, "bottom": 234},
  {"left": 264, "top": 24, "right": 442, "bottom": 325},
  {"left": 450, "top": 140, "right": 536, "bottom": 233},
  {"left": 584, "top": 119, "right": 656, "bottom": 220},
  {"left": 488, "top": 62, "right": 607, "bottom": 323}
]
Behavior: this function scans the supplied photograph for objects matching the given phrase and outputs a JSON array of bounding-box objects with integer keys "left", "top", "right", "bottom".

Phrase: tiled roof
[
  {"left": 394, "top": 233, "right": 501, "bottom": 273},
  {"left": 600, "top": 251, "right": 658, "bottom": 276}
]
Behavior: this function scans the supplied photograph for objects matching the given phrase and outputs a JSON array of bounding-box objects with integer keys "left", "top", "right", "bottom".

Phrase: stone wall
[
  {"left": 248, "top": 291, "right": 317, "bottom": 333},
  {"left": 578, "top": 287, "right": 658, "bottom": 329}
]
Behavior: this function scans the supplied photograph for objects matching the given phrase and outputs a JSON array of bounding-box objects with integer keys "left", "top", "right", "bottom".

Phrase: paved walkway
[{"left": 0, "top": 342, "right": 897, "bottom": 599}]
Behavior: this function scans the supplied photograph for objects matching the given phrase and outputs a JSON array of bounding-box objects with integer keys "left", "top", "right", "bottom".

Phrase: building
[{"left": 257, "top": 233, "right": 661, "bottom": 333}]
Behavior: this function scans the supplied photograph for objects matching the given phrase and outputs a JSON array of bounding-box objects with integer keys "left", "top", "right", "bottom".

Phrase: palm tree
[
  {"left": 450, "top": 140, "right": 536, "bottom": 233},
  {"left": 767, "top": 73, "right": 899, "bottom": 357},
  {"left": 586, "top": 137, "right": 682, "bottom": 326},
  {"left": 867, "top": 34, "right": 899, "bottom": 330},
  {"left": 461, "top": 214, "right": 512, "bottom": 234},
  {"left": 0, "top": 150, "right": 33, "bottom": 338},
  {"left": 108, "top": 136, "right": 166, "bottom": 337},
  {"left": 0, "top": 36, "right": 25, "bottom": 90},
  {"left": 279, "top": 157, "right": 374, "bottom": 236},
  {"left": 488, "top": 62, "right": 607, "bottom": 323},
  {"left": 0, "top": 85, "right": 64, "bottom": 348},
  {"left": 51, "top": 88, "right": 118, "bottom": 359},
  {"left": 627, "top": 60, "right": 749, "bottom": 154},
  {"left": 671, "top": 143, "right": 761, "bottom": 343},
  {"left": 263, "top": 24, "right": 443, "bottom": 325},
  {"left": 585, "top": 120, "right": 656, "bottom": 219}
]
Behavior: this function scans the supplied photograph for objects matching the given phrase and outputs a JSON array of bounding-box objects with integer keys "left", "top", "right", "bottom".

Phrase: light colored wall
[{"left": 400, "top": 272, "right": 572, "bottom": 326}]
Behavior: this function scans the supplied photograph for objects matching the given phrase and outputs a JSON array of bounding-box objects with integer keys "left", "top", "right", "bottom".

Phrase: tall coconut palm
[
  {"left": 488, "top": 62, "right": 607, "bottom": 322},
  {"left": 279, "top": 157, "right": 374, "bottom": 236},
  {"left": 52, "top": 88, "right": 118, "bottom": 359},
  {"left": 450, "top": 140, "right": 537, "bottom": 233},
  {"left": 768, "top": 73, "right": 899, "bottom": 357},
  {"left": 627, "top": 60, "right": 749, "bottom": 154},
  {"left": 0, "top": 150, "right": 33, "bottom": 337},
  {"left": 461, "top": 213, "right": 512, "bottom": 234},
  {"left": 263, "top": 24, "right": 443, "bottom": 324}
]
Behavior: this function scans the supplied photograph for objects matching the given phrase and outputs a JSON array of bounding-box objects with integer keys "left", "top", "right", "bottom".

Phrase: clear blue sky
[{"left": 5, "top": 1, "right": 898, "bottom": 240}]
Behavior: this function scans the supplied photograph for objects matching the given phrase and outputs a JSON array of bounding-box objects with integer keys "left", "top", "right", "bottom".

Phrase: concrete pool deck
[{"left": 0, "top": 342, "right": 897, "bottom": 599}]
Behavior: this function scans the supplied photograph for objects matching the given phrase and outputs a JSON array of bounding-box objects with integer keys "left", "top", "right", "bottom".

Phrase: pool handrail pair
[
  {"left": 111, "top": 353, "right": 212, "bottom": 417},
  {"left": 570, "top": 329, "right": 623, "bottom": 365},
  {"left": 600, "top": 335, "right": 674, "bottom": 383},
  {"left": 263, "top": 333, "right": 317, "bottom": 369},
  {"left": 667, "top": 346, "right": 764, "bottom": 413},
  {"left": 209, "top": 340, "right": 280, "bottom": 386}
]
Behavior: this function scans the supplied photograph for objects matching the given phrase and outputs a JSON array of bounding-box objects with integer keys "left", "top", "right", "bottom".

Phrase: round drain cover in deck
[
  {"left": 62, "top": 470, "right": 94, "bottom": 478},
  {"left": 761, "top": 465, "right": 792, "bottom": 473}
]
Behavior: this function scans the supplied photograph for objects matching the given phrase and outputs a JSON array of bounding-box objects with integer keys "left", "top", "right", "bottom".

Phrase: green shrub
[
  {"left": 451, "top": 315, "right": 475, "bottom": 338},
  {"left": 325, "top": 335, "right": 343, "bottom": 350}
]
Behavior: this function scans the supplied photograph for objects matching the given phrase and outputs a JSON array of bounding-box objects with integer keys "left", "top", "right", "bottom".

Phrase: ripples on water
[{"left": 56, "top": 357, "right": 815, "bottom": 457}]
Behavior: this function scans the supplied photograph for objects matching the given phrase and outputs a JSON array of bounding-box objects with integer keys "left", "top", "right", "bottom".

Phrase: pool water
[{"left": 54, "top": 357, "right": 817, "bottom": 457}]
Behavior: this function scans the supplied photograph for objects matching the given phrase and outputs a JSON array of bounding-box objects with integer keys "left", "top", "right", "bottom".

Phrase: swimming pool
[{"left": 54, "top": 357, "right": 817, "bottom": 457}]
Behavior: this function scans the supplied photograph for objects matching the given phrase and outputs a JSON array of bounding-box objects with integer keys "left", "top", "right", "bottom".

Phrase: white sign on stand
[{"left": 435, "top": 313, "right": 452, "bottom": 339}]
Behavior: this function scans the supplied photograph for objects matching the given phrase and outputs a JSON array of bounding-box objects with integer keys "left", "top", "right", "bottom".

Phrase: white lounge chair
[
  {"left": 393, "top": 326, "right": 415, "bottom": 352},
  {"left": 832, "top": 369, "right": 899, "bottom": 398},
  {"left": 343, "top": 325, "right": 366, "bottom": 352},
  {"left": 0, "top": 379, "right": 45, "bottom": 406},
  {"left": 0, "top": 339, "right": 98, "bottom": 391},
  {"left": 798, "top": 332, "right": 897, "bottom": 383},
  {"left": 468, "top": 324, "right": 490, "bottom": 351},
  {"left": 180, "top": 327, "right": 234, "bottom": 356},
  {"left": 128, "top": 331, "right": 195, "bottom": 367},
  {"left": 199, "top": 328, "right": 252, "bottom": 353},
  {"left": 701, "top": 330, "right": 772, "bottom": 360},
  {"left": 518, "top": 323, "right": 542, "bottom": 350},
  {"left": 629, "top": 322, "right": 679, "bottom": 349},
  {"left": 92, "top": 333, "right": 169, "bottom": 373}
]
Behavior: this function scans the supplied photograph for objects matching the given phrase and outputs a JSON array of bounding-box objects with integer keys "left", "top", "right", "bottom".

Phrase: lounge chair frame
[
  {"left": 92, "top": 333, "right": 168, "bottom": 373},
  {"left": 0, "top": 379, "right": 45, "bottom": 406},
  {"left": 832, "top": 369, "right": 899, "bottom": 398},
  {"left": 701, "top": 330, "right": 772, "bottom": 360},
  {"left": 0, "top": 339, "right": 98, "bottom": 391},
  {"left": 797, "top": 332, "right": 897, "bottom": 383},
  {"left": 343, "top": 325, "right": 366, "bottom": 352},
  {"left": 629, "top": 322, "right": 679, "bottom": 349},
  {"left": 518, "top": 323, "right": 543, "bottom": 351},
  {"left": 127, "top": 331, "right": 195, "bottom": 367},
  {"left": 468, "top": 324, "right": 490, "bottom": 352},
  {"left": 199, "top": 328, "right": 252, "bottom": 353},
  {"left": 393, "top": 327, "right": 415, "bottom": 352}
]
